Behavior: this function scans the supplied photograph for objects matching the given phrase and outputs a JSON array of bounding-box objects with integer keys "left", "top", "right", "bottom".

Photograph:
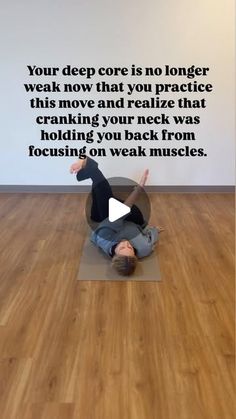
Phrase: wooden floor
[{"left": 0, "top": 193, "right": 234, "bottom": 419}]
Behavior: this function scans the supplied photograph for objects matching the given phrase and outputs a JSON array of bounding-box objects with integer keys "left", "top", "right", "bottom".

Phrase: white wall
[{"left": 0, "top": 0, "right": 235, "bottom": 186}]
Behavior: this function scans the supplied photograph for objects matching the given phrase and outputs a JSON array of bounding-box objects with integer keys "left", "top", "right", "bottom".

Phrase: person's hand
[
  {"left": 139, "top": 169, "right": 149, "bottom": 187},
  {"left": 70, "top": 160, "right": 85, "bottom": 174},
  {"left": 149, "top": 225, "right": 165, "bottom": 233}
]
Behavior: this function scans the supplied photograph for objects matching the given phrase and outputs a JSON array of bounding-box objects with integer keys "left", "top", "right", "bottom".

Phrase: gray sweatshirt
[{"left": 90, "top": 217, "right": 158, "bottom": 258}]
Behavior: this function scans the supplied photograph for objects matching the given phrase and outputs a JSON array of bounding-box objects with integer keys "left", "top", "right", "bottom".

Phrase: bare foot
[
  {"left": 139, "top": 169, "right": 149, "bottom": 187},
  {"left": 70, "top": 157, "right": 87, "bottom": 174}
]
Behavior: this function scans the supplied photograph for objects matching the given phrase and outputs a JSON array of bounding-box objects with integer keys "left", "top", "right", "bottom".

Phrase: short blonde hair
[{"left": 112, "top": 255, "right": 137, "bottom": 276}]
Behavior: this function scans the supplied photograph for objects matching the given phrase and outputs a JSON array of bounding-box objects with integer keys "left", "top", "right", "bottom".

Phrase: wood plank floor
[{"left": 0, "top": 193, "right": 234, "bottom": 419}]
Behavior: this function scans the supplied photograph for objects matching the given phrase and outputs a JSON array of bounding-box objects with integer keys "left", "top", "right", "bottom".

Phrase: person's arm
[
  {"left": 124, "top": 169, "right": 149, "bottom": 208},
  {"left": 133, "top": 226, "right": 159, "bottom": 258},
  {"left": 142, "top": 225, "right": 159, "bottom": 245}
]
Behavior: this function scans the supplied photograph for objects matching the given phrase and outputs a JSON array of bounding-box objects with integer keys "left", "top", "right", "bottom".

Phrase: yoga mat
[{"left": 77, "top": 236, "right": 161, "bottom": 281}]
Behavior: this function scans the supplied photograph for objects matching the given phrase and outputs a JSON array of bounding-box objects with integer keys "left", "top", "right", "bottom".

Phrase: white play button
[{"left": 108, "top": 198, "right": 131, "bottom": 222}]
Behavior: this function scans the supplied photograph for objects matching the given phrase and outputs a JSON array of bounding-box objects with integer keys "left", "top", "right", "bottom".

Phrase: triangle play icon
[{"left": 108, "top": 198, "right": 131, "bottom": 222}]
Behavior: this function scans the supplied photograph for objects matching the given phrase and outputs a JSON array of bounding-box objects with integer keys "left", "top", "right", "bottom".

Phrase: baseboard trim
[{"left": 0, "top": 185, "right": 234, "bottom": 193}]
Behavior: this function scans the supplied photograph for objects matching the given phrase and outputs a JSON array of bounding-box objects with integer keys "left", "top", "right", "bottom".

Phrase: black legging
[{"left": 76, "top": 160, "right": 145, "bottom": 225}]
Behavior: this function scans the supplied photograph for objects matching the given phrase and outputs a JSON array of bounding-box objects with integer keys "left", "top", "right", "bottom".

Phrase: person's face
[{"left": 115, "top": 240, "right": 135, "bottom": 257}]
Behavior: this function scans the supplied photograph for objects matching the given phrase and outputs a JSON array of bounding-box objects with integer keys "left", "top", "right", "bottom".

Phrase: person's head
[
  {"left": 114, "top": 240, "right": 135, "bottom": 257},
  {"left": 112, "top": 240, "right": 137, "bottom": 276},
  {"left": 112, "top": 254, "right": 137, "bottom": 276}
]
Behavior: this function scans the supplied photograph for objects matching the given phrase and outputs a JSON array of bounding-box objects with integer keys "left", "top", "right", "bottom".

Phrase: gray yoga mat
[{"left": 77, "top": 236, "right": 161, "bottom": 281}]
